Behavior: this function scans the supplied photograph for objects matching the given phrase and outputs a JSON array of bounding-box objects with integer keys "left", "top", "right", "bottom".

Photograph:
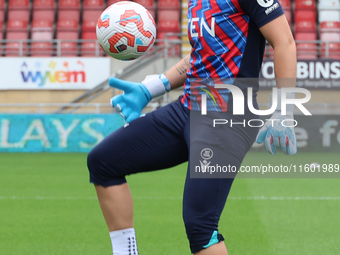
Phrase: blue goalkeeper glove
[
  {"left": 256, "top": 89, "right": 297, "bottom": 155},
  {"left": 109, "top": 74, "right": 171, "bottom": 123}
]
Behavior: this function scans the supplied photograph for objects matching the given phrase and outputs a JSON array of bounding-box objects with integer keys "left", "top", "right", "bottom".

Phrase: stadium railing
[{"left": 0, "top": 37, "right": 184, "bottom": 57}]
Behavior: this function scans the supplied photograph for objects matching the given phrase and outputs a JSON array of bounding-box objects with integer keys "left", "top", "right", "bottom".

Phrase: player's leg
[
  {"left": 182, "top": 111, "right": 259, "bottom": 254},
  {"left": 87, "top": 99, "right": 189, "bottom": 254}
]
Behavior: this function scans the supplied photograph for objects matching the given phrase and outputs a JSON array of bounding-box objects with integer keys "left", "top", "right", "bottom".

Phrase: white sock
[{"left": 109, "top": 228, "right": 138, "bottom": 255}]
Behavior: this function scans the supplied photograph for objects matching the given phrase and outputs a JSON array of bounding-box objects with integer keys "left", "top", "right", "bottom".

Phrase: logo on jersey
[
  {"left": 199, "top": 148, "right": 213, "bottom": 172},
  {"left": 265, "top": 3, "right": 280, "bottom": 15},
  {"left": 257, "top": 0, "right": 274, "bottom": 7}
]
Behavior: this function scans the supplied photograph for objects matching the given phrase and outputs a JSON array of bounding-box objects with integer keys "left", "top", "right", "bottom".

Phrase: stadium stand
[
  {"left": 0, "top": 0, "right": 339, "bottom": 58},
  {"left": 58, "top": 0, "right": 81, "bottom": 22}
]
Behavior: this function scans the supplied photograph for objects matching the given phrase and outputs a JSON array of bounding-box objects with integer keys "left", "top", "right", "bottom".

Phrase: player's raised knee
[
  {"left": 87, "top": 145, "right": 127, "bottom": 187},
  {"left": 183, "top": 215, "right": 224, "bottom": 253}
]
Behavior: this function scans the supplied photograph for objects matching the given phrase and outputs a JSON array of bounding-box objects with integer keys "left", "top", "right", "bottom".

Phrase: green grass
[{"left": 0, "top": 152, "right": 340, "bottom": 254}]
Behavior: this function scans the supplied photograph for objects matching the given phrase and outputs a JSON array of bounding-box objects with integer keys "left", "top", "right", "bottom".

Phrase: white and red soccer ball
[{"left": 96, "top": 1, "right": 156, "bottom": 61}]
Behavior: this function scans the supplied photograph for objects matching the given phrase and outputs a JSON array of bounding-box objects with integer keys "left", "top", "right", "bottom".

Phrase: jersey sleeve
[{"left": 239, "top": 0, "right": 285, "bottom": 28}]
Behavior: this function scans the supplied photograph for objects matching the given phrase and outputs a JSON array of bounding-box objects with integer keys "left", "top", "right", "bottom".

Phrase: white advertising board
[{"left": 0, "top": 58, "right": 111, "bottom": 90}]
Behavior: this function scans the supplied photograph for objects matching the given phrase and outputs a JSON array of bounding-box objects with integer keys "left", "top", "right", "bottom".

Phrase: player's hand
[
  {"left": 256, "top": 111, "right": 297, "bottom": 155},
  {"left": 109, "top": 77, "right": 152, "bottom": 123}
]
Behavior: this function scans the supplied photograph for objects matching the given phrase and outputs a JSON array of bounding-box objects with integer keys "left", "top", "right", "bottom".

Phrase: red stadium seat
[
  {"left": 157, "top": 10, "right": 180, "bottom": 33},
  {"left": 83, "top": 0, "right": 105, "bottom": 23},
  {"left": 6, "top": 20, "right": 29, "bottom": 40},
  {"left": 7, "top": 19, "right": 28, "bottom": 31},
  {"left": 108, "top": 0, "right": 131, "bottom": 5},
  {"left": 8, "top": 0, "right": 29, "bottom": 8},
  {"left": 33, "top": 0, "right": 55, "bottom": 22},
  {"left": 320, "top": 21, "right": 340, "bottom": 31},
  {"left": 158, "top": 0, "right": 180, "bottom": 9},
  {"left": 295, "top": 20, "right": 317, "bottom": 32},
  {"left": 133, "top": 0, "right": 154, "bottom": 9},
  {"left": 30, "top": 42, "right": 53, "bottom": 56},
  {"left": 31, "top": 20, "right": 53, "bottom": 40},
  {"left": 295, "top": 0, "right": 316, "bottom": 10},
  {"left": 321, "top": 43, "right": 340, "bottom": 59},
  {"left": 58, "top": 0, "right": 80, "bottom": 22},
  {"left": 57, "top": 42, "right": 78, "bottom": 56},
  {"left": 295, "top": 32, "right": 317, "bottom": 40},
  {"left": 0, "top": 0, "right": 5, "bottom": 23},
  {"left": 83, "top": 9, "right": 103, "bottom": 22},
  {"left": 81, "top": 21, "right": 97, "bottom": 35},
  {"left": 57, "top": 20, "right": 79, "bottom": 40},
  {"left": 8, "top": 0, "right": 30, "bottom": 22},
  {"left": 278, "top": 0, "right": 291, "bottom": 9},
  {"left": 83, "top": 0, "right": 104, "bottom": 8},
  {"left": 295, "top": 32, "right": 318, "bottom": 59},
  {"left": 294, "top": 10, "right": 316, "bottom": 32},
  {"left": 81, "top": 42, "right": 104, "bottom": 56}
]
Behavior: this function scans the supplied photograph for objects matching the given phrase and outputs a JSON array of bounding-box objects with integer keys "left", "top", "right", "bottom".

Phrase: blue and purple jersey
[{"left": 182, "top": 0, "right": 284, "bottom": 111}]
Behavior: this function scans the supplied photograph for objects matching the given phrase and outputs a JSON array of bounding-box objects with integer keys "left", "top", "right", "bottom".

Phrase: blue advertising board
[
  {"left": 2, "top": 114, "right": 340, "bottom": 152},
  {"left": 0, "top": 114, "right": 125, "bottom": 152}
]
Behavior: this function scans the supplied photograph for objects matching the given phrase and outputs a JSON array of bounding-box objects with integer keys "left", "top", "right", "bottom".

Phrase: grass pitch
[{"left": 0, "top": 152, "right": 340, "bottom": 255}]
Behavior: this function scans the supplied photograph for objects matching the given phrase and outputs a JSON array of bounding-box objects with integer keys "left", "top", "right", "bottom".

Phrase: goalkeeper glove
[
  {"left": 109, "top": 74, "right": 171, "bottom": 123},
  {"left": 256, "top": 89, "right": 297, "bottom": 155}
]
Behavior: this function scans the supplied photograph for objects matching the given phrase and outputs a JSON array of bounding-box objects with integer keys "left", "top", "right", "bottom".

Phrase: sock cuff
[{"left": 109, "top": 228, "right": 135, "bottom": 238}]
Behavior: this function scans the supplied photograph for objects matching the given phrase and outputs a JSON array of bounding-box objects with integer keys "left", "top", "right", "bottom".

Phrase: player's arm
[
  {"left": 109, "top": 54, "right": 191, "bottom": 123},
  {"left": 256, "top": 15, "right": 298, "bottom": 155},
  {"left": 259, "top": 14, "right": 297, "bottom": 84},
  {"left": 164, "top": 54, "right": 191, "bottom": 89}
]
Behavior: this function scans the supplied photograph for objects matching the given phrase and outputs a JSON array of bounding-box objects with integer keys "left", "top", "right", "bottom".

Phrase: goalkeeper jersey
[{"left": 182, "top": 0, "right": 284, "bottom": 111}]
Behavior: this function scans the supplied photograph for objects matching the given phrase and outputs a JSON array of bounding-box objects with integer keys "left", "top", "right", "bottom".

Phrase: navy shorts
[{"left": 87, "top": 96, "right": 259, "bottom": 253}]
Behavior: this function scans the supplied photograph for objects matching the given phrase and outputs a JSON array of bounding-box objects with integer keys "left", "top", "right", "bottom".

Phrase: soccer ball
[{"left": 96, "top": 1, "right": 156, "bottom": 61}]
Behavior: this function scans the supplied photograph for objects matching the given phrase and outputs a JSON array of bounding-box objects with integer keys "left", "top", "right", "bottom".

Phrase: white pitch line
[{"left": 1, "top": 196, "right": 340, "bottom": 201}]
